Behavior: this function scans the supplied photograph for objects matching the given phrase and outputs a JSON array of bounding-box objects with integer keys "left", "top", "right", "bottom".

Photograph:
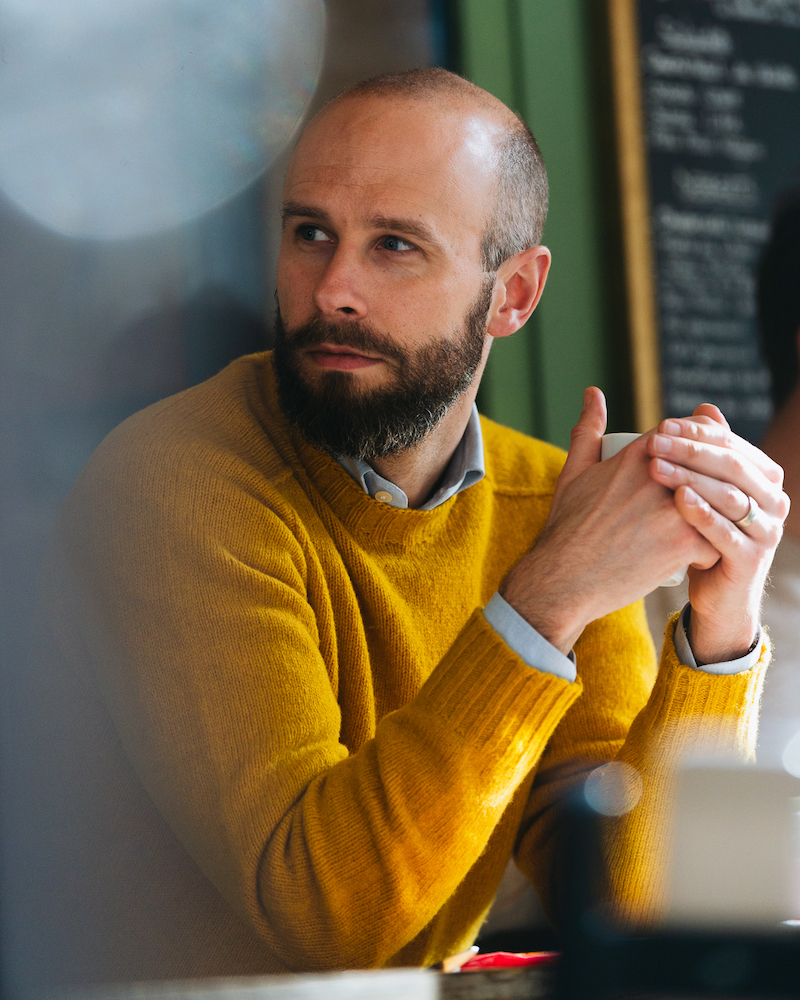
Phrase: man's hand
[
  {"left": 647, "top": 404, "right": 790, "bottom": 663},
  {"left": 500, "top": 388, "right": 720, "bottom": 654}
]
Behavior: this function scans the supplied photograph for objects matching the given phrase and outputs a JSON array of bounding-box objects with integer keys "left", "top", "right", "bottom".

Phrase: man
[{"left": 6, "top": 68, "right": 787, "bottom": 990}]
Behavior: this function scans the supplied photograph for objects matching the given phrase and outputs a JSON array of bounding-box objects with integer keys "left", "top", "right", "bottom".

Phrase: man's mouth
[{"left": 304, "top": 343, "right": 384, "bottom": 371}]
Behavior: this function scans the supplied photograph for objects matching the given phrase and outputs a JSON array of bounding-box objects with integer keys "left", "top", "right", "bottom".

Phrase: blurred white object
[
  {"left": 782, "top": 728, "right": 800, "bottom": 778},
  {"left": 599, "top": 432, "right": 641, "bottom": 462},
  {"left": 664, "top": 767, "right": 800, "bottom": 928},
  {"left": 0, "top": 0, "right": 325, "bottom": 239},
  {"left": 600, "top": 432, "right": 687, "bottom": 588}
]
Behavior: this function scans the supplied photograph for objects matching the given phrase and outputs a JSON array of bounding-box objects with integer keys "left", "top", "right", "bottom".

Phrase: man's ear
[{"left": 486, "top": 245, "right": 551, "bottom": 339}]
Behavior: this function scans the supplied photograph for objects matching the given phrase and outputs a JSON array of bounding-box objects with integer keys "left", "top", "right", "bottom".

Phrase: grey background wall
[{"left": 0, "top": 0, "right": 444, "bottom": 726}]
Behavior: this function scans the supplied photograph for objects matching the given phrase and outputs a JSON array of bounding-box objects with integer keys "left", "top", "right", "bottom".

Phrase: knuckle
[
  {"left": 682, "top": 467, "right": 695, "bottom": 487},
  {"left": 729, "top": 452, "right": 746, "bottom": 478},
  {"left": 723, "top": 485, "right": 742, "bottom": 509},
  {"left": 684, "top": 438, "right": 700, "bottom": 460},
  {"left": 688, "top": 419, "right": 704, "bottom": 441},
  {"left": 767, "top": 462, "right": 786, "bottom": 487},
  {"left": 696, "top": 499, "right": 715, "bottom": 523},
  {"left": 683, "top": 421, "right": 700, "bottom": 439}
]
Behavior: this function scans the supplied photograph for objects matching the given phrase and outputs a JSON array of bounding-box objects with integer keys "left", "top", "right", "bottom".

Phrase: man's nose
[{"left": 312, "top": 248, "right": 369, "bottom": 320}]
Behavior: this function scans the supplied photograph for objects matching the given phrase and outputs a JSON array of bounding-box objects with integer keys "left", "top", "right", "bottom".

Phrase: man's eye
[
  {"left": 298, "top": 225, "right": 330, "bottom": 242},
  {"left": 380, "top": 235, "right": 415, "bottom": 253}
]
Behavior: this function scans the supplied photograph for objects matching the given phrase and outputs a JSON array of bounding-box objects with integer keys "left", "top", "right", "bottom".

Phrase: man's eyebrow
[
  {"left": 281, "top": 203, "right": 444, "bottom": 250},
  {"left": 281, "top": 202, "right": 330, "bottom": 228},
  {"left": 369, "top": 215, "right": 443, "bottom": 248}
]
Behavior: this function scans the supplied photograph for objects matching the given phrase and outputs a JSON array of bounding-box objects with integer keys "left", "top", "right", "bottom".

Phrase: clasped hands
[{"left": 501, "top": 387, "right": 790, "bottom": 664}]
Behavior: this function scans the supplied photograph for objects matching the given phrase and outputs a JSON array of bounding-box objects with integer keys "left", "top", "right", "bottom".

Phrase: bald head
[{"left": 313, "top": 68, "right": 549, "bottom": 272}]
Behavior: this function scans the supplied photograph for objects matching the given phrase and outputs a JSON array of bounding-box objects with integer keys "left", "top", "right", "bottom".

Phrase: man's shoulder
[
  {"left": 74, "top": 352, "right": 290, "bottom": 500},
  {"left": 479, "top": 413, "right": 567, "bottom": 495}
]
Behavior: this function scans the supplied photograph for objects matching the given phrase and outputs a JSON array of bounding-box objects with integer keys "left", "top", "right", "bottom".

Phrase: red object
[{"left": 459, "top": 950, "right": 560, "bottom": 971}]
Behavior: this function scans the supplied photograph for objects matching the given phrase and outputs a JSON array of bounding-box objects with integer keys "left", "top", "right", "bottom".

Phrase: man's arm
[
  {"left": 514, "top": 603, "right": 769, "bottom": 927},
  {"left": 503, "top": 388, "right": 783, "bottom": 924}
]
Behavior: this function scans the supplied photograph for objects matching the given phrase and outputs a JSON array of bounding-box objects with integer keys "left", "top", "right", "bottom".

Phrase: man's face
[
  {"left": 272, "top": 283, "right": 491, "bottom": 459},
  {"left": 274, "top": 95, "right": 501, "bottom": 457}
]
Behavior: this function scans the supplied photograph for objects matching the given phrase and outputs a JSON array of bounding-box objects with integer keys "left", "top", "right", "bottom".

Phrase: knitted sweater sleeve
[
  {"left": 515, "top": 601, "right": 769, "bottom": 925},
  {"left": 52, "top": 428, "right": 584, "bottom": 972}
]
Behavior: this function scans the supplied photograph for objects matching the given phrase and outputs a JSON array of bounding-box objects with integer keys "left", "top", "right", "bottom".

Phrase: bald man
[{"left": 9, "top": 69, "right": 787, "bottom": 990}]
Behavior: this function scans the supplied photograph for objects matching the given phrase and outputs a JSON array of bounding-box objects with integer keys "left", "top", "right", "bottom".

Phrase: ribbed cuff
[
  {"left": 483, "top": 592, "right": 577, "bottom": 682},
  {"left": 643, "top": 613, "right": 770, "bottom": 762},
  {"left": 415, "top": 609, "right": 582, "bottom": 771},
  {"left": 673, "top": 604, "right": 763, "bottom": 675}
]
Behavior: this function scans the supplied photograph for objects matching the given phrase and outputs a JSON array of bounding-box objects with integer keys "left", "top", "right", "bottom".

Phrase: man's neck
[
  {"left": 761, "top": 385, "right": 800, "bottom": 541},
  {"left": 367, "top": 390, "right": 477, "bottom": 509}
]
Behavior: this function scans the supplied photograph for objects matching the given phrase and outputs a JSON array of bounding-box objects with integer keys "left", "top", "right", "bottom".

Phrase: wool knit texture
[{"left": 23, "top": 352, "right": 769, "bottom": 987}]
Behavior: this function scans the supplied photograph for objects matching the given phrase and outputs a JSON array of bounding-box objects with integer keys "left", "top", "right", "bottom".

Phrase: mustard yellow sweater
[{"left": 20, "top": 352, "right": 767, "bottom": 987}]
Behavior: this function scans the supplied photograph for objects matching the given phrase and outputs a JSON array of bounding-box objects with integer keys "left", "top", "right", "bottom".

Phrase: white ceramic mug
[{"left": 601, "top": 432, "right": 687, "bottom": 588}]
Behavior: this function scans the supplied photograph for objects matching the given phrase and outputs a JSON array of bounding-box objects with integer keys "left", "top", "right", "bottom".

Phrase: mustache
[{"left": 277, "top": 314, "right": 407, "bottom": 366}]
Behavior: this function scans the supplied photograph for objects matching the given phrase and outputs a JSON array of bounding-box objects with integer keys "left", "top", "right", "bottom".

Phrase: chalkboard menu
[{"left": 636, "top": 0, "right": 800, "bottom": 443}]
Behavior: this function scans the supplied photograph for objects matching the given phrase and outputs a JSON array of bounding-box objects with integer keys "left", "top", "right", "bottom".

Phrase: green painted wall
[{"left": 453, "top": 0, "right": 617, "bottom": 449}]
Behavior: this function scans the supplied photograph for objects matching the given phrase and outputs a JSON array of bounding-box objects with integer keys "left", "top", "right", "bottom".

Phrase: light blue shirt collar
[{"left": 336, "top": 404, "right": 485, "bottom": 510}]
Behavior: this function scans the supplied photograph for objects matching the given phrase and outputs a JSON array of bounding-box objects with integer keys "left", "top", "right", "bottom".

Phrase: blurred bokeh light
[
  {"left": 584, "top": 761, "right": 643, "bottom": 817},
  {"left": 0, "top": 0, "right": 325, "bottom": 239},
  {"left": 782, "top": 728, "right": 800, "bottom": 778}
]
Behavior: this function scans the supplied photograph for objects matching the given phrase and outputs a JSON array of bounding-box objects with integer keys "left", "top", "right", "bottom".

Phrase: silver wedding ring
[{"left": 734, "top": 494, "right": 759, "bottom": 529}]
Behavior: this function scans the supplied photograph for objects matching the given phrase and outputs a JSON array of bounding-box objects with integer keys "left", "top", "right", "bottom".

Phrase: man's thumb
[{"left": 558, "top": 387, "right": 607, "bottom": 489}]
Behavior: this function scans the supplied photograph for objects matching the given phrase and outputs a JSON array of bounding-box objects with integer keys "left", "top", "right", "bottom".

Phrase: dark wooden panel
[{"left": 636, "top": 0, "right": 800, "bottom": 442}]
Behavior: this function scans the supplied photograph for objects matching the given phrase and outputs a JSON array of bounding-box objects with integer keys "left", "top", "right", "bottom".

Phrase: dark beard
[{"left": 272, "top": 282, "right": 491, "bottom": 460}]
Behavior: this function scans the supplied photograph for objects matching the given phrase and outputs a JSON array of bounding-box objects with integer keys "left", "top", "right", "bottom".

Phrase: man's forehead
[
  {"left": 284, "top": 96, "right": 500, "bottom": 230},
  {"left": 289, "top": 95, "right": 500, "bottom": 183}
]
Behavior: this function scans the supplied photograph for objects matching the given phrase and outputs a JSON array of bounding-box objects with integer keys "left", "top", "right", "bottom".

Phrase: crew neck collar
[{"left": 335, "top": 406, "right": 484, "bottom": 510}]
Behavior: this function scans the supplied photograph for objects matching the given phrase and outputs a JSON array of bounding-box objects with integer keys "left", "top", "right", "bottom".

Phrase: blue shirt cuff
[
  {"left": 483, "top": 592, "right": 577, "bottom": 683},
  {"left": 673, "top": 604, "right": 762, "bottom": 674}
]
